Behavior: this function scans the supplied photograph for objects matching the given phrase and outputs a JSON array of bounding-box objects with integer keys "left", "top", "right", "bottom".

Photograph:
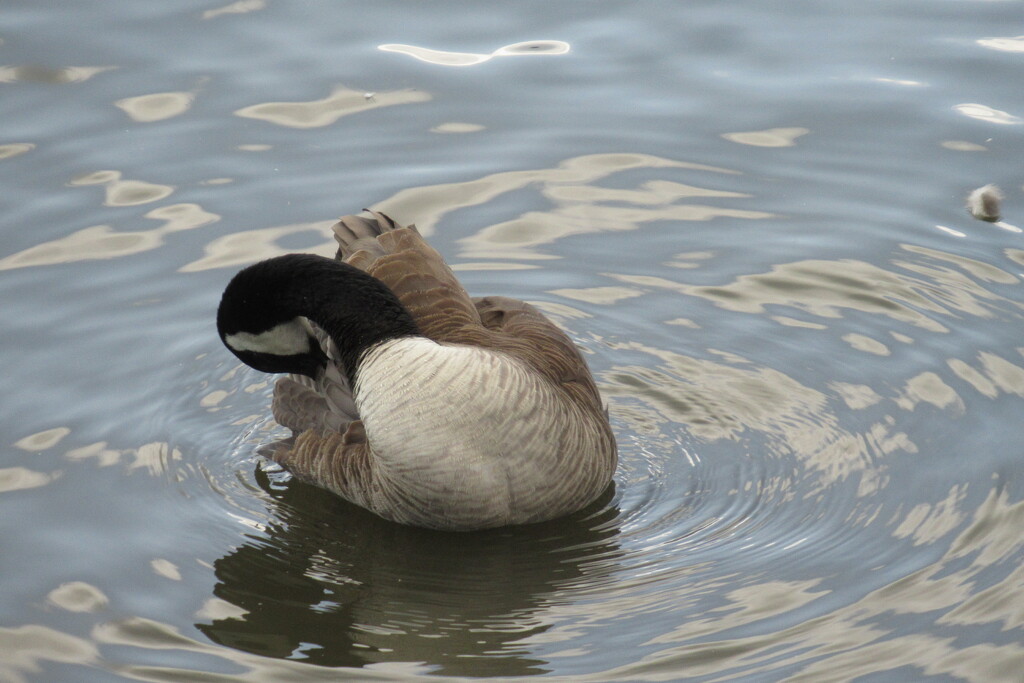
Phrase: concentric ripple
[{"left": 4, "top": 2, "right": 1024, "bottom": 674}]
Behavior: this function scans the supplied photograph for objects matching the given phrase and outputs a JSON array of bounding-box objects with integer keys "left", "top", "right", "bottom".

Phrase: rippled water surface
[{"left": 3, "top": 1, "right": 1024, "bottom": 681}]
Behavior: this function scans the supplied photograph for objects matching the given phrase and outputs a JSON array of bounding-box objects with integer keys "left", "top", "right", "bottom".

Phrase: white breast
[{"left": 354, "top": 336, "right": 578, "bottom": 526}]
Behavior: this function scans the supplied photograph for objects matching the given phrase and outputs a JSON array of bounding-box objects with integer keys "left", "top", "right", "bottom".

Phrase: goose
[{"left": 217, "top": 211, "right": 617, "bottom": 530}]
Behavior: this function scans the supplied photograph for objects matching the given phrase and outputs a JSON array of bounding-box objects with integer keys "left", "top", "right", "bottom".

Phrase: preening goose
[{"left": 217, "top": 212, "right": 617, "bottom": 530}]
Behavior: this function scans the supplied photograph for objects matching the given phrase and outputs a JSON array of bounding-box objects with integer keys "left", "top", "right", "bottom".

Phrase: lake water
[{"left": 2, "top": 1, "right": 1023, "bottom": 681}]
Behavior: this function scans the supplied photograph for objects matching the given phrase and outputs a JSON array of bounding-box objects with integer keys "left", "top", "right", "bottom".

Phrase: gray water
[{"left": 2, "top": 2, "right": 1024, "bottom": 681}]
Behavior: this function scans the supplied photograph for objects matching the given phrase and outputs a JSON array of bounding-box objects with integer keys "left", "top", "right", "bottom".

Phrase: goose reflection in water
[{"left": 197, "top": 468, "right": 621, "bottom": 676}]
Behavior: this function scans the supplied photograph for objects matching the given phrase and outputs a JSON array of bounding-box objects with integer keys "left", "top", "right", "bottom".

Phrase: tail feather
[{"left": 332, "top": 210, "right": 418, "bottom": 261}]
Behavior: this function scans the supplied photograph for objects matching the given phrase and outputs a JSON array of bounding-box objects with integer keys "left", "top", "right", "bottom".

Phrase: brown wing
[
  {"left": 271, "top": 421, "right": 377, "bottom": 510},
  {"left": 334, "top": 212, "right": 603, "bottom": 411},
  {"left": 337, "top": 212, "right": 482, "bottom": 339},
  {"left": 470, "top": 295, "right": 605, "bottom": 410}
]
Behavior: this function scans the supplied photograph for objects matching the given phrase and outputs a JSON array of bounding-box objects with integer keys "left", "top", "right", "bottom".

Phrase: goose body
[{"left": 217, "top": 212, "right": 616, "bottom": 530}]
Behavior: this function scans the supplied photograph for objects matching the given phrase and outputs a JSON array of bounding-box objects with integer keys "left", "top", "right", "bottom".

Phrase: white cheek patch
[{"left": 225, "top": 317, "right": 312, "bottom": 356}]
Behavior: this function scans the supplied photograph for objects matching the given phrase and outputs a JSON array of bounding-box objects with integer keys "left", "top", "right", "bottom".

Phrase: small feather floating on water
[{"left": 966, "top": 184, "right": 1003, "bottom": 222}]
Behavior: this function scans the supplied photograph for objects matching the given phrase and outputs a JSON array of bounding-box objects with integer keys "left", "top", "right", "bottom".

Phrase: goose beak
[{"left": 299, "top": 340, "right": 330, "bottom": 379}]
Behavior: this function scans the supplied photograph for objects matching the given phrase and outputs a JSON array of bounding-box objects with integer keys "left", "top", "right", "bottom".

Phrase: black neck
[{"left": 221, "top": 254, "right": 419, "bottom": 384}]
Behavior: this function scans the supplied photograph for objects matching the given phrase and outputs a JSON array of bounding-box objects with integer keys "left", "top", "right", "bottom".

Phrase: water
[{"left": 2, "top": 1, "right": 1023, "bottom": 680}]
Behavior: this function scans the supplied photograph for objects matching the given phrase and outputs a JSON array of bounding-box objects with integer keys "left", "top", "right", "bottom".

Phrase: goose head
[{"left": 216, "top": 253, "right": 418, "bottom": 381}]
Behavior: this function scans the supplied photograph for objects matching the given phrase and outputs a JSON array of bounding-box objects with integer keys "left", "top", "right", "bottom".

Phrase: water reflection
[
  {"left": 70, "top": 169, "right": 175, "bottom": 207},
  {"left": 0, "top": 152, "right": 755, "bottom": 273},
  {"left": 0, "top": 65, "right": 115, "bottom": 84},
  {"left": 198, "top": 472, "right": 621, "bottom": 676},
  {"left": 115, "top": 91, "right": 195, "bottom": 122},
  {"left": 0, "top": 466, "right": 58, "bottom": 493},
  {"left": 14, "top": 427, "right": 71, "bottom": 452},
  {"left": 358, "top": 152, "right": 754, "bottom": 252},
  {"left": 235, "top": 86, "right": 431, "bottom": 129},
  {"left": 977, "top": 36, "right": 1024, "bottom": 53},
  {"left": 180, "top": 220, "right": 334, "bottom": 272},
  {"left": 379, "top": 40, "right": 570, "bottom": 67},
  {"left": 722, "top": 127, "right": 810, "bottom": 147},
  {"left": 202, "top": 0, "right": 266, "bottom": 20},
  {"left": 0, "top": 143, "right": 36, "bottom": 160},
  {"left": 953, "top": 103, "right": 1022, "bottom": 125},
  {"left": 941, "top": 140, "right": 988, "bottom": 152},
  {"left": 430, "top": 122, "right": 486, "bottom": 134},
  {"left": 0, "top": 203, "right": 219, "bottom": 270},
  {"left": 46, "top": 582, "right": 110, "bottom": 613},
  {"left": 607, "top": 242, "right": 1023, "bottom": 335}
]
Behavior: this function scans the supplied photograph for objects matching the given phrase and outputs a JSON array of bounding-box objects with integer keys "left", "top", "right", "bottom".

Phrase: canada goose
[{"left": 217, "top": 212, "right": 617, "bottom": 530}]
